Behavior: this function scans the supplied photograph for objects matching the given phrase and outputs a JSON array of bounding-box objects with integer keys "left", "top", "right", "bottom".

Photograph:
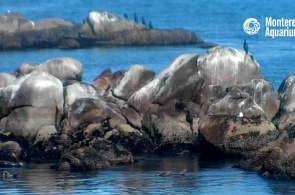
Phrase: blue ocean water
[
  {"left": 0, "top": 0, "right": 295, "bottom": 88},
  {"left": 0, "top": 0, "right": 295, "bottom": 194}
]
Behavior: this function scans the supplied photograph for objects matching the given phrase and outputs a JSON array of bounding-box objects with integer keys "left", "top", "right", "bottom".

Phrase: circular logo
[{"left": 243, "top": 18, "right": 260, "bottom": 35}]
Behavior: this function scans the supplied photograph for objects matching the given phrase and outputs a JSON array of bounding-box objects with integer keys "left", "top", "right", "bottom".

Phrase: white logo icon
[{"left": 243, "top": 18, "right": 260, "bottom": 35}]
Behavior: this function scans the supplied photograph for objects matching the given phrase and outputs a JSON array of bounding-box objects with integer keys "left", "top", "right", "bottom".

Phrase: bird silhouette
[
  {"left": 3, "top": 171, "right": 18, "bottom": 179},
  {"left": 243, "top": 39, "right": 249, "bottom": 54},
  {"left": 124, "top": 13, "right": 128, "bottom": 19}
]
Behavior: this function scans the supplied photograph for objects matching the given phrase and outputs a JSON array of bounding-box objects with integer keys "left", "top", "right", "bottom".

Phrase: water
[
  {"left": 0, "top": 0, "right": 295, "bottom": 194},
  {"left": 0, "top": 0, "right": 295, "bottom": 88},
  {"left": 1, "top": 156, "right": 295, "bottom": 195}
]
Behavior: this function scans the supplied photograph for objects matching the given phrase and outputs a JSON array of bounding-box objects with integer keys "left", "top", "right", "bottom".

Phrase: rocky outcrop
[
  {"left": 0, "top": 11, "right": 209, "bottom": 50},
  {"left": 128, "top": 47, "right": 261, "bottom": 113},
  {"left": 0, "top": 46, "right": 292, "bottom": 177},
  {"left": 236, "top": 130, "right": 295, "bottom": 179}
]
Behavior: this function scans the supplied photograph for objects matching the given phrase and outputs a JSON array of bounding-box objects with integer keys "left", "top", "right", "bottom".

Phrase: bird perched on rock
[
  {"left": 148, "top": 21, "right": 153, "bottom": 30},
  {"left": 134, "top": 12, "right": 138, "bottom": 23},
  {"left": 3, "top": 171, "right": 18, "bottom": 179},
  {"left": 243, "top": 39, "right": 249, "bottom": 54},
  {"left": 234, "top": 112, "right": 244, "bottom": 121}
]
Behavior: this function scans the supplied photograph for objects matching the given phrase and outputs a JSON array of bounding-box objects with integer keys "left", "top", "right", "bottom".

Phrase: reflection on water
[{"left": 0, "top": 156, "right": 294, "bottom": 194}]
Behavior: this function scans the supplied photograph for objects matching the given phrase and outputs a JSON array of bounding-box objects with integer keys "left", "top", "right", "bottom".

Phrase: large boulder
[
  {"left": 208, "top": 79, "right": 279, "bottom": 120},
  {"left": 277, "top": 74, "right": 295, "bottom": 131},
  {"left": 128, "top": 46, "right": 261, "bottom": 113},
  {"left": 16, "top": 57, "right": 83, "bottom": 82},
  {"left": 81, "top": 11, "right": 144, "bottom": 36},
  {"left": 112, "top": 64, "right": 154, "bottom": 100},
  {"left": 64, "top": 82, "right": 101, "bottom": 114},
  {"left": 199, "top": 115, "right": 278, "bottom": 157},
  {"left": 92, "top": 68, "right": 113, "bottom": 91},
  {"left": 68, "top": 98, "right": 126, "bottom": 132},
  {"left": 0, "top": 72, "right": 63, "bottom": 141},
  {"left": 0, "top": 141, "right": 22, "bottom": 162},
  {"left": 0, "top": 73, "right": 16, "bottom": 88}
]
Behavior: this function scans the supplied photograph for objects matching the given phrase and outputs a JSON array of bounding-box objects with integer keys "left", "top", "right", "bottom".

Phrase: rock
[
  {"left": 68, "top": 98, "right": 126, "bottom": 132},
  {"left": 81, "top": 11, "right": 144, "bottom": 36},
  {"left": 112, "top": 64, "right": 154, "bottom": 100},
  {"left": 142, "top": 110, "right": 197, "bottom": 155},
  {"left": 111, "top": 29, "right": 203, "bottom": 46},
  {"left": 128, "top": 46, "right": 261, "bottom": 113},
  {"left": 277, "top": 74, "right": 295, "bottom": 131},
  {"left": 199, "top": 115, "right": 278, "bottom": 157},
  {"left": 237, "top": 131, "right": 295, "bottom": 179},
  {"left": 56, "top": 138, "right": 133, "bottom": 171},
  {"left": 0, "top": 72, "right": 63, "bottom": 141},
  {"left": 0, "top": 11, "right": 207, "bottom": 50},
  {"left": 121, "top": 106, "right": 142, "bottom": 129},
  {"left": 104, "top": 129, "right": 119, "bottom": 140},
  {"left": 0, "top": 12, "right": 73, "bottom": 33},
  {"left": 34, "top": 126, "right": 57, "bottom": 145},
  {"left": 68, "top": 98, "right": 108, "bottom": 131},
  {"left": 58, "top": 39, "right": 80, "bottom": 49},
  {"left": 4, "top": 107, "right": 56, "bottom": 141},
  {"left": 153, "top": 115, "right": 193, "bottom": 144},
  {"left": 93, "top": 68, "right": 113, "bottom": 91},
  {"left": 16, "top": 57, "right": 83, "bottom": 82},
  {"left": 65, "top": 82, "right": 101, "bottom": 114},
  {"left": 208, "top": 79, "right": 279, "bottom": 120},
  {"left": 0, "top": 73, "right": 16, "bottom": 88},
  {"left": 109, "top": 124, "right": 154, "bottom": 154},
  {"left": 0, "top": 141, "right": 22, "bottom": 162}
]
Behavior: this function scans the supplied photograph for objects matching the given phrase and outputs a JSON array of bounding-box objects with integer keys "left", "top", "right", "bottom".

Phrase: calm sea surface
[{"left": 0, "top": 0, "right": 295, "bottom": 194}]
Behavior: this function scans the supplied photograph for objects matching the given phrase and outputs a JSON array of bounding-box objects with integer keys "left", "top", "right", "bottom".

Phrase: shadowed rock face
[
  {"left": 128, "top": 46, "right": 261, "bottom": 113},
  {"left": 277, "top": 74, "right": 295, "bottom": 131},
  {"left": 208, "top": 79, "right": 279, "bottom": 120}
]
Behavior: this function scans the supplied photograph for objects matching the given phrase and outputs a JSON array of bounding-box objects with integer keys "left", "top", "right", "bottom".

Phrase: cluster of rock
[
  {"left": 1, "top": 46, "right": 295, "bottom": 179},
  {"left": 0, "top": 11, "right": 213, "bottom": 50}
]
